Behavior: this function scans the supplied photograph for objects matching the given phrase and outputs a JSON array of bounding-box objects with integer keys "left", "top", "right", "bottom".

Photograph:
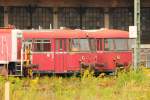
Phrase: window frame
[{"left": 32, "top": 39, "right": 51, "bottom": 52}]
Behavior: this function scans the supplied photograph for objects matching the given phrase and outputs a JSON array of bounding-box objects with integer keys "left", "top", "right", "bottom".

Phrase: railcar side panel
[
  {"left": 66, "top": 53, "right": 97, "bottom": 71},
  {"left": 96, "top": 51, "right": 132, "bottom": 72},
  {"left": 32, "top": 53, "right": 54, "bottom": 71},
  {"left": 54, "top": 53, "right": 65, "bottom": 73},
  {"left": 0, "top": 32, "right": 12, "bottom": 63},
  {"left": 0, "top": 29, "right": 21, "bottom": 64}
]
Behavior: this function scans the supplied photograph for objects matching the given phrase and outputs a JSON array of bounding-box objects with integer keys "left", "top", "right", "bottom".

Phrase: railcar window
[
  {"left": 64, "top": 39, "right": 67, "bottom": 51},
  {"left": 23, "top": 40, "right": 32, "bottom": 52},
  {"left": 59, "top": 39, "right": 63, "bottom": 50},
  {"left": 89, "top": 39, "right": 96, "bottom": 51},
  {"left": 97, "top": 39, "right": 102, "bottom": 51},
  {"left": 128, "top": 39, "right": 136, "bottom": 50},
  {"left": 55, "top": 39, "right": 59, "bottom": 51},
  {"left": 70, "top": 39, "right": 96, "bottom": 52},
  {"left": 104, "top": 39, "right": 130, "bottom": 51},
  {"left": 80, "top": 39, "right": 90, "bottom": 51},
  {"left": 104, "top": 39, "right": 114, "bottom": 50},
  {"left": 70, "top": 39, "right": 80, "bottom": 51},
  {"left": 33, "top": 39, "right": 51, "bottom": 52},
  {"left": 115, "top": 39, "right": 128, "bottom": 50},
  {"left": 55, "top": 39, "right": 68, "bottom": 51}
]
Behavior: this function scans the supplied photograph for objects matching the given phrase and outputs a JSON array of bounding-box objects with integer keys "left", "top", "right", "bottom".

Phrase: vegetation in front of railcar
[
  {"left": 0, "top": 76, "right": 5, "bottom": 100},
  {"left": 0, "top": 68, "right": 150, "bottom": 100}
]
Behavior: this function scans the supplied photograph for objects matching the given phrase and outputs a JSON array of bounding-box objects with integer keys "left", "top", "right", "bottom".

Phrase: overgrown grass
[{"left": 0, "top": 69, "right": 150, "bottom": 100}]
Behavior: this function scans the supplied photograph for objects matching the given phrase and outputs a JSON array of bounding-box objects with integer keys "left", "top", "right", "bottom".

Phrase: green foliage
[
  {"left": 116, "top": 69, "right": 146, "bottom": 88},
  {"left": 0, "top": 69, "right": 150, "bottom": 100}
]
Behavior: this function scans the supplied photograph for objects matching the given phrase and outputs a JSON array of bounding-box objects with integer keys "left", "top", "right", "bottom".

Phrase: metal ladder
[
  {"left": 14, "top": 62, "right": 22, "bottom": 76},
  {"left": 8, "top": 62, "right": 23, "bottom": 77},
  {"left": 15, "top": 62, "right": 21, "bottom": 73}
]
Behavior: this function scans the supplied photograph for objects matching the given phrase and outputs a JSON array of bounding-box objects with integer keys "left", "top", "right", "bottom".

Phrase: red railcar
[
  {"left": 0, "top": 28, "right": 23, "bottom": 76},
  {"left": 0, "top": 28, "right": 134, "bottom": 76},
  {"left": 86, "top": 29, "right": 134, "bottom": 73},
  {"left": 22, "top": 29, "right": 97, "bottom": 75}
]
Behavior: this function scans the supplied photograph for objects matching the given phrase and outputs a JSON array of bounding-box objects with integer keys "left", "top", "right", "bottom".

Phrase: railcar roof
[
  {"left": 85, "top": 29, "right": 129, "bottom": 38},
  {"left": 0, "top": 28, "right": 12, "bottom": 34},
  {"left": 0, "top": 28, "right": 129, "bottom": 39},
  {"left": 23, "top": 29, "right": 88, "bottom": 38}
]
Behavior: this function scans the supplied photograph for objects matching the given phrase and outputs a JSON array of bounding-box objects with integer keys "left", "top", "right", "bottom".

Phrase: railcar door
[
  {"left": 54, "top": 39, "right": 67, "bottom": 73},
  {"left": 24, "top": 40, "right": 32, "bottom": 63}
]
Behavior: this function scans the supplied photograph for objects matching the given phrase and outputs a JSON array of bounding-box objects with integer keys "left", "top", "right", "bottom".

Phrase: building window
[
  {"left": 58, "top": 7, "right": 80, "bottom": 29},
  {"left": 109, "top": 7, "right": 134, "bottom": 31},
  {"left": 8, "top": 6, "right": 30, "bottom": 29},
  {"left": 0, "top": 7, "right": 4, "bottom": 27},
  {"left": 33, "top": 39, "right": 51, "bottom": 52},
  {"left": 82, "top": 8, "right": 104, "bottom": 29},
  {"left": 8, "top": 7, "right": 53, "bottom": 29},
  {"left": 32, "top": 7, "right": 53, "bottom": 29},
  {"left": 141, "top": 8, "right": 150, "bottom": 44},
  {"left": 58, "top": 7, "right": 104, "bottom": 29}
]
